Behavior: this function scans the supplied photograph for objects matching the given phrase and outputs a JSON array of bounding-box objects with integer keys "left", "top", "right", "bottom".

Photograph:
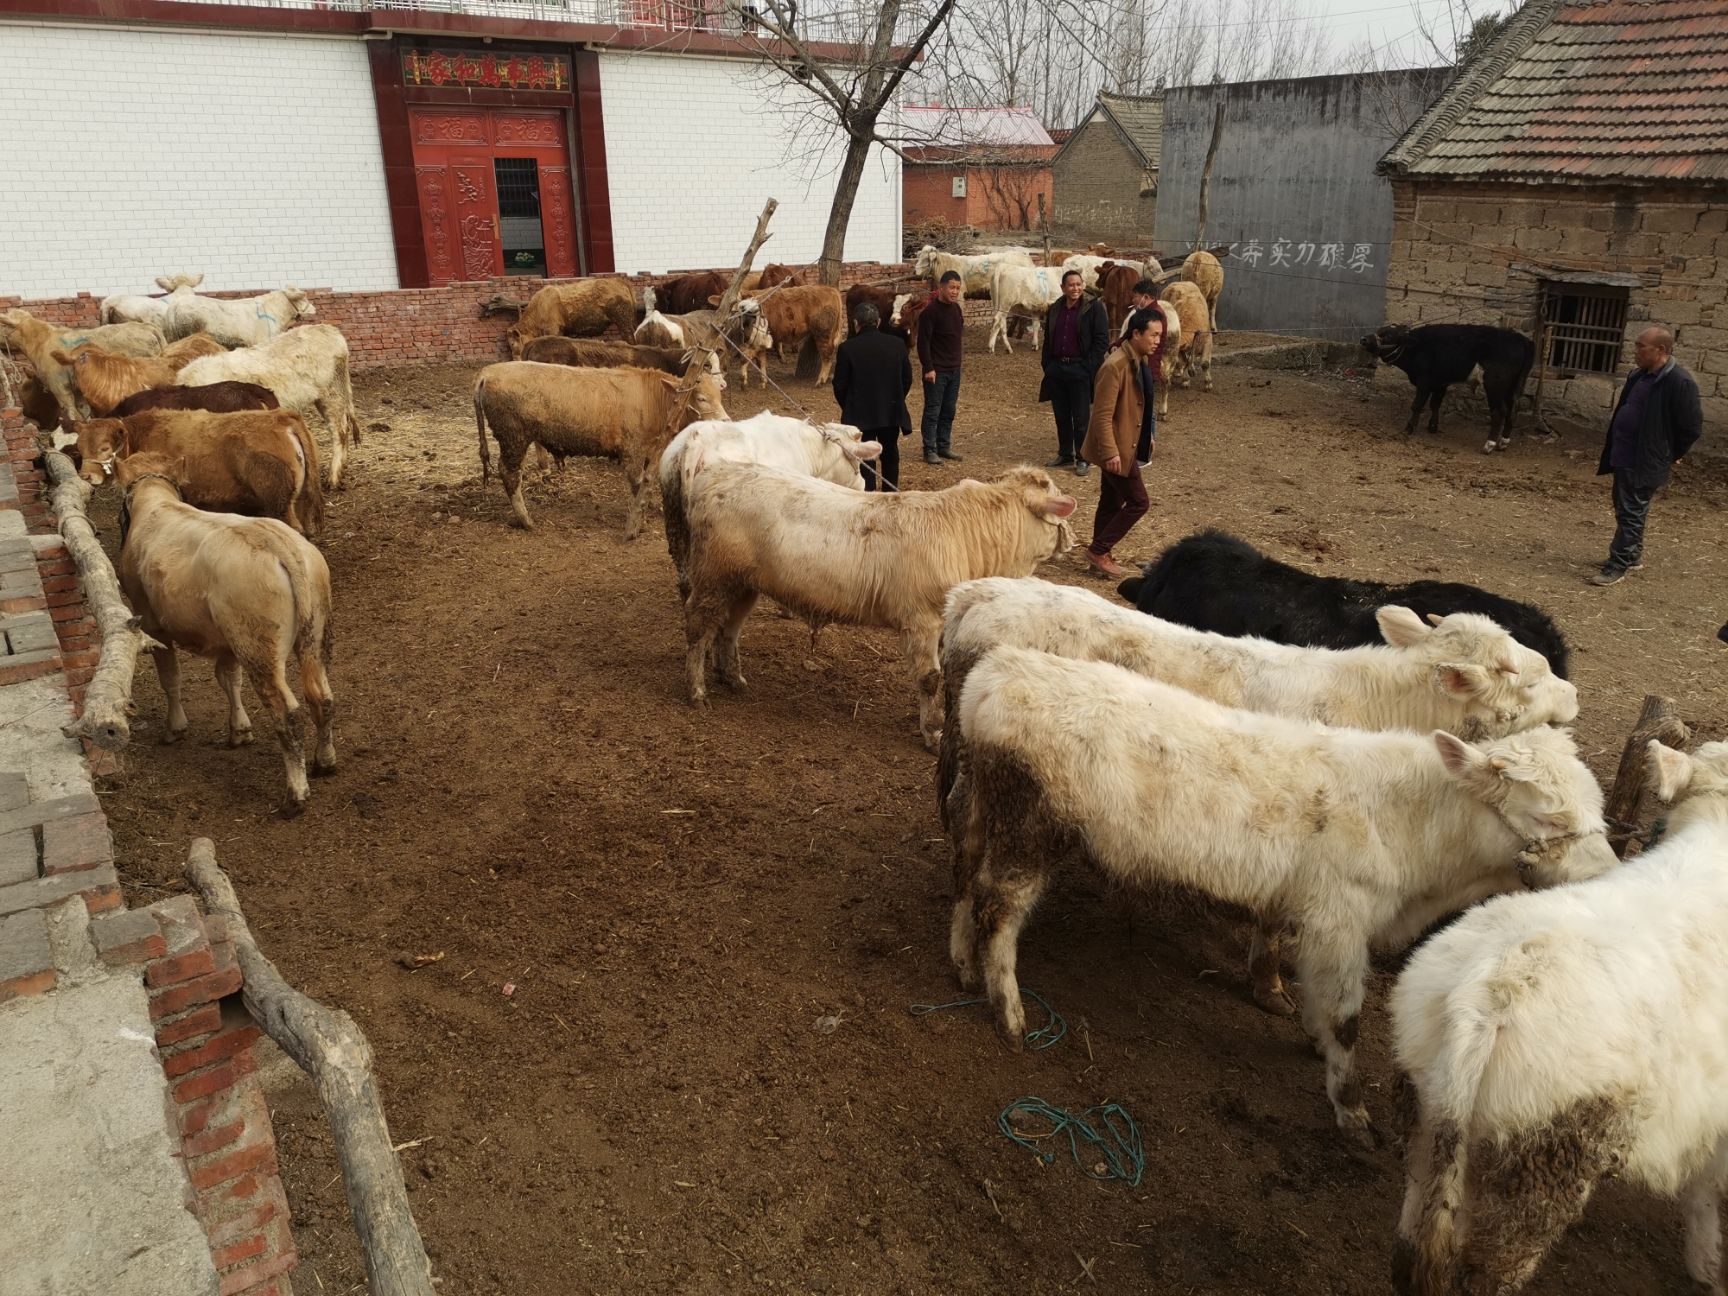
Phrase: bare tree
[{"left": 736, "top": 0, "right": 961, "bottom": 284}]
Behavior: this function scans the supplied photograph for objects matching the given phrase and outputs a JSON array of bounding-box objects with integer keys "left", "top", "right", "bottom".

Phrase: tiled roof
[
  {"left": 1381, "top": 0, "right": 1728, "bottom": 183},
  {"left": 1097, "top": 92, "right": 1164, "bottom": 170}
]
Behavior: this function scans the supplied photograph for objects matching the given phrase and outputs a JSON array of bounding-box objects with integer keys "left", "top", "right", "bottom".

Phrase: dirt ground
[{"left": 96, "top": 326, "right": 1728, "bottom": 1296}]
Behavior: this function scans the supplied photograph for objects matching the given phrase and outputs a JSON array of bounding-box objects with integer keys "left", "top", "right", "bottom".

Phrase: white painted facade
[
  {"left": 0, "top": 24, "right": 399, "bottom": 298},
  {"left": 596, "top": 49, "right": 902, "bottom": 273}
]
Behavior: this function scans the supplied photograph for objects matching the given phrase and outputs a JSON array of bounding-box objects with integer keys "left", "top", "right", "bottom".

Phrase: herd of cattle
[{"left": 1, "top": 257, "right": 1719, "bottom": 1296}]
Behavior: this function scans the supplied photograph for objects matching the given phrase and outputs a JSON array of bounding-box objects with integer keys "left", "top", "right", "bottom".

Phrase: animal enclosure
[{"left": 96, "top": 334, "right": 1728, "bottom": 1295}]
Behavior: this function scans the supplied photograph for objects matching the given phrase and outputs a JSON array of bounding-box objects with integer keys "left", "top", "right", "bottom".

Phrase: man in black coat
[
  {"left": 833, "top": 302, "right": 913, "bottom": 491},
  {"left": 1589, "top": 325, "right": 1702, "bottom": 586},
  {"left": 1038, "top": 269, "right": 1110, "bottom": 477}
]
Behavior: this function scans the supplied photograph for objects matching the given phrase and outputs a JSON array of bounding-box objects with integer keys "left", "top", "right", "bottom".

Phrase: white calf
[{"left": 985, "top": 265, "right": 1063, "bottom": 354}]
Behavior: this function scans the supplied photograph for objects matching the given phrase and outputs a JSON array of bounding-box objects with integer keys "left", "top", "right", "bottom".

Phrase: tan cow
[
  {"left": 74, "top": 409, "right": 323, "bottom": 536},
  {"left": 506, "top": 279, "right": 638, "bottom": 356},
  {"left": 54, "top": 333, "right": 225, "bottom": 415},
  {"left": 681, "top": 463, "right": 1077, "bottom": 747},
  {"left": 474, "top": 361, "right": 727, "bottom": 536},
  {"left": 0, "top": 310, "right": 165, "bottom": 420},
  {"left": 1158, "top": 280, "right": 1212, "bottom": 407},
  {"left": 1181, "top": 250, "right": 1225, "bottom": 331},
  {"left": 731, "top": 284, "right": 846, "bottom": 386},
  {"left": 116, "top": 451, "right": 336, "bottom": 814}
]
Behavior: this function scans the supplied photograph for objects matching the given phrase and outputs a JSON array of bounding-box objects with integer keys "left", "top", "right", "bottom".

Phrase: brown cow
[
  {"left": 54, "top": 333, "right": 225, "bottom": 415},
  {"left": 660, "top": 272, "right": 728, "bottom": 316},
  {"left": 518, "top": 335, "right": 722, "bottom": 381},
  {"left": 18, "top": 375, "right": 64, "bottom": 432},
  {"left": 844, "top": 284, "right": 920, "bottom": 347},
  {"left": 474, "top": 361, "right": 727, "bottom": 536},
  {"left": 110, "top": 381, "right": 280, "bottom": 420},
  {"left": 0, "top": 309, "right": 165, "bottom": 420},
  {"left": 760, "top": 263, "right": 805, "bottom": 290},
  {"left": 1097, "top": 261, "right": 1141, "bottom": 332},
  {"left": 506, "top": 279, "right": 637, "bottom": 357},
  {"left": 75, "top": 409, "right": 323, "bottom": 536},
  {"left": 731, "top": 284, "right": 846, "bottom": 386},
  {"left": 116, "top": 451, "right": 335, "bottom": 814}
]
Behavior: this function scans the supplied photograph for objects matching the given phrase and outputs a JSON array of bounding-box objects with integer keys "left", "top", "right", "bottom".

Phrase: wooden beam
[{"left": 1604, "top": 694, "right": 1689, "bottom": 858}]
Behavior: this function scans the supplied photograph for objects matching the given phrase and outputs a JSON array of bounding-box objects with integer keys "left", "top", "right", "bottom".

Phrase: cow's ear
[
  {"left": 1436, "top": 663, "right": 1491, "bottom": 699},
  {"left": 707, "top": 295, "right": 722, "bottom": 307},
  {"left": 1377, "top": 605, "right": 1429, "bottom": 647},
  {"left": 1425, "top": 612, "right": 1445, "bottom": 627},
  {"left": 850, "top": 440, "right": 884, "bottom": 463},
  {"left": 1647, "top": 740, "right": 1694, "bottom": 803},
  {"left": 1434, "top": 731, "right": 1486, "bottom": 781}
]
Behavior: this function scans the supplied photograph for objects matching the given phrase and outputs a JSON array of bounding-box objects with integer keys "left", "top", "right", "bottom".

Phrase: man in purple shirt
[
  {"left": 1589, "top": 326, "right": 1702, "bottom": 586},
  {"left": 1037, "top": 270, "right": 1108, "bottom": 476}
]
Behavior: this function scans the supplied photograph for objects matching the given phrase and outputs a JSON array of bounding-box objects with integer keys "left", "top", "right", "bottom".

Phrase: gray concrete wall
[{"left": 1155, "top": 70, "right": 1450, "bottom": 338}]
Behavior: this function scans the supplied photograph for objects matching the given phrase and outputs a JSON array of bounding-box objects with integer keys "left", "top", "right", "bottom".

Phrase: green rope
[
  {"left": 997, "top": 1097, "right": 1145, "bottom": 1188},
  {"left": 908, "top": 988, "right": 1067, "bottom": 1051}
]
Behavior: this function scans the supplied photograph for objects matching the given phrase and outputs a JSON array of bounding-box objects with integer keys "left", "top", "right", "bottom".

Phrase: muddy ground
[{"left": 96, "top": 327, "right": 1728, "bottom": 1295}]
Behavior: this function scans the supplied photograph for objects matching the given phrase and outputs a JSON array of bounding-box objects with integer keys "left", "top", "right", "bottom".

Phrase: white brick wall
[
  {"left": 0, "top": 24, "right": 398, "bottom": 297},
  {"left": 597, "top": 51, "right": 901, "bottom": 272}
]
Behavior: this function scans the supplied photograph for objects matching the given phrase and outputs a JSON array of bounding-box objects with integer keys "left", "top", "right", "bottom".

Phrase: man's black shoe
[
  {"left": 939, "top": 450, "right": 964, "bottom": 462},
  {"left": 924, "top": 451, "right": 942, "bottom": 465},
  {"left": 1046, "top": 455, "right": 1074, "bottom": 468}
]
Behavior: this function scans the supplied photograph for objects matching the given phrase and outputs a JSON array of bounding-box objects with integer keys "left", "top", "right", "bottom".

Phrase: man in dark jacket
[
  {"left": 916, "top": 271, "right": 966, "bottom": 466},
  {"left": 1589, "top": 326, "right": 1702, "bottom": 586},
  {"left": 1038, "top": 269, "right": 1110, "bottom": 477},
  {"left": 833, "top": 303, "right": 912, "bottom": 491}
]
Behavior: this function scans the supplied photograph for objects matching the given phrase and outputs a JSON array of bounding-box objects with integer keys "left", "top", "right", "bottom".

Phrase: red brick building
[{"left": 901, "top": 106, "right": 1058, "bottom": 233}]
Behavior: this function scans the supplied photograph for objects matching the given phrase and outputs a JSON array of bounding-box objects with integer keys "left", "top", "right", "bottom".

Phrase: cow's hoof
[
  {"left": 689, "top": 694, "right": 710, "bottom": 710},
  {"left": 160, "top": 728, "right": 187, "bottom": 747},
  {"left": 277, "top": 798, "right": 308, "bottom": 820},
  {"left": 311, "top": 758, "right": 338, "bottom": 778},
  {"left": 225, "top": 730, "right": 255, "bottom": 749},
  {"left": 719, "top": 674, "right": 748, "bottom": 692},
  {"left": 996, "top": 1018, "right": 1027, "bottom": 1054},
  {"left": 1253, "top": 982, "right": 1300, "bottom": 1017},
  {"left": 1339, "top": 1118, "right": 1380, "bottom": 1153},
  {"left": 954, "top": 963, "right": 980, "bottom": 992}
]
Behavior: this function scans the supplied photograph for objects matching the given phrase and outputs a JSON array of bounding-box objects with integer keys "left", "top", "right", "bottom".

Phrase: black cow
[
  {"left": 1117, "top": 529, "right": 1570, "bottom": 679},
  {"left": 1360, "top": 323, "right": 1535, "bottom": 452}
]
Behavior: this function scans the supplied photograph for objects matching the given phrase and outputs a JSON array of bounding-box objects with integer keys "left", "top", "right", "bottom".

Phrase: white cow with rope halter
[{"left": 164, "top": 286, "right": 315, "bottom": 348}]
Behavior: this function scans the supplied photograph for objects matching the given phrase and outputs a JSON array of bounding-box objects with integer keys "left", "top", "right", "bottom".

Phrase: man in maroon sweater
[{"left": 916, "top": 271, "right": 966, "bottom": 465}]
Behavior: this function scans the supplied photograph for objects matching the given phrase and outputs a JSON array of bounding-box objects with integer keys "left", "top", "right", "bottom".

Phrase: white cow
[
  {"left": 658, "top": 411, "right": 882, "bottom": 597},
  {"left": 911, "top": 246, "right": 1034, "bottom": 297},
  {"left": 100, "top": 273, "right": 204, "bottom": 327},
  {"left": 681, "top": 466, "right": 1076, "bottom": 747},
  {"left": 1390, "top": 738, "right": 1728, "bottom": 1296},
  {"left": 985, "top": 265, "right": 1063, "bottom": 354},
  {"left": 952, "top": 646, "right": 1616, "bottom": 1145},
  {"left": 164, "top": 286, "right": 316, "bottom": 347}
]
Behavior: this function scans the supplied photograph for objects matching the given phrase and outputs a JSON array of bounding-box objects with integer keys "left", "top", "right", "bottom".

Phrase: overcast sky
[{"left": 1312, "top": 0, "right": 1503, "bottom": 70}]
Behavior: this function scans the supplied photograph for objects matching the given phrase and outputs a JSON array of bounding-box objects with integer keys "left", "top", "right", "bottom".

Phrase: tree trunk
[
  {"left": 1604, "top": 694, "right": 1689, "bottom": 858},
  {"left": 816, "top": 126, "right": 875, "bottom": 288},
  {"left": 1194, "top": 101, "right": 1227, "bottom": 250}
]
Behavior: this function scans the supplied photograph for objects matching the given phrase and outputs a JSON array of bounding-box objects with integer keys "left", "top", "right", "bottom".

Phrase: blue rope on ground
[
  {"left": 908, "top": 988, "right": 1067, "bottom": 1051},
  {"left": 996, "top": 1097, "right": 1145, "bottom": 1188}
]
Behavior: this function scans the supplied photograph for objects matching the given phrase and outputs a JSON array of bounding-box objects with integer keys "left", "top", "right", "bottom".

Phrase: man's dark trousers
[
  {"left": 862, "top": 429, "right": 900, "bottom": 491},
  {"left": 1047, "top": 361, "right": 1091, "bottom": 462},
  {"left": 1608, "top": 470, "right": 1657, "bottom": 570},
  {"left": 921, "top": 372, "right": 961, "bottom": 455}
]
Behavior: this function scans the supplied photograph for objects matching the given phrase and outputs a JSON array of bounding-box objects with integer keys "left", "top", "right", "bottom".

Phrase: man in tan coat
[{"left": 1080, "top": 306, "right": 1166, "bottom": 578}]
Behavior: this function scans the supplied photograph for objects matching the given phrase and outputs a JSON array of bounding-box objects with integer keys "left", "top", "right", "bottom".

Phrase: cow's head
[
  {"left": 665, "top": 370, "right": 728, "bottom": 425},
  {"left": 913, "top": 246, "right": 938, "bottom": 278},
  {"left": 994, "top": 466, "right": 1079, "bottom": 556},
  {"left": 70, "top": 419, "right": 126, "bottom": 485},
  {"left": 283, "top": 287, "right": 316, "bottom": 320},
  {"left": 1433, "top": 727, "right": 1616, "bottom": 888},
  {"left": 0, "top": 310, "right": 27, "bottom": 351},
  {"left": 678, "top": 349, "right": 725, "bottom": 384},
  {"left": 49, "top": 347, "right": 93, "bottom": 371},
  {"left": 814, "top": 421, "right": 882, "bottom": 490},
  {"left": 1378, "top": 606, "right": 1578, "bottom": 736},
  {"left": 1648, "top": 739, "right": 1728, "bottom": 831},
  {"left": 155, "top": 272, "right": 204, "bottom": 293},
  {"left": 504, "top": 326, "right": 525, "bottom": 359},
  {"left": 1361, "top": 323, "right": 1412, "bottom": 359}
]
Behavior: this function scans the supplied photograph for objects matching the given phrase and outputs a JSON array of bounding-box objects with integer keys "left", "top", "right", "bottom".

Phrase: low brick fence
[
  {"left": 3, "top": 260, "right": 942, "bottom": 372},
  {"left": 0, "top": 406, "right": 298, "bottom": 1295}
]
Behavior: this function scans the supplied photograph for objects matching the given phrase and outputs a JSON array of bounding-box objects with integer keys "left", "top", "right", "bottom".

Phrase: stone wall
[
  {"left": 1052, "top": 124, "right": 1155, "bottom": 242},
  {"left": 1385, "top": 179, "right": 1728, "bottom": 427}
]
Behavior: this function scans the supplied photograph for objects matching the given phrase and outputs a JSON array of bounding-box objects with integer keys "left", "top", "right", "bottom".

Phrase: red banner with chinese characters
[{"left": 402, "top": 50, "right": 572, "bottom": 93}]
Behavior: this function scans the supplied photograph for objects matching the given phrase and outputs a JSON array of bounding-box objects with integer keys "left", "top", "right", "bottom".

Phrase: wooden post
[
  {"left": 186, "top": 839, "right": 437, "bottom": 1296},
  {"left": 680, "top": 198, "right": 778, "bottom": 399},
  {"left": 1603, "top": 694, "right": 1689, "bottom": 858},
  {"left": 1194, "top": 101, "right": 1226, "bottom": 252},
  {"left": 42, "top": 445, "right": 154, "bottom": 749}
]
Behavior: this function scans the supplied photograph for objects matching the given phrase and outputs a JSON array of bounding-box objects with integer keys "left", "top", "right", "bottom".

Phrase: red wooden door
[{"left": 409, "top": 107, "right": 578, "bottom": 285}]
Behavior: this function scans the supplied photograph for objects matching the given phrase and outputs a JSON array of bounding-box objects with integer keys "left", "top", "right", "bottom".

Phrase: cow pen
[{"left": 78, "top": 331, "right": 1728, "bottom": 1295}]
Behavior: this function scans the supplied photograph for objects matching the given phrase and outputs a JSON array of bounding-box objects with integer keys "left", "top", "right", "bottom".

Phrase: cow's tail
[
  {"left": 660, "top": 442, "right": 691, "bottom": 591},
  {"left": 295, "top": 418, "right": 326, "bottom": 536},
  {"left": 254, "top": 524, "right": 322, "bottom": 671},
  {"left": 1407, "top": 987, "right": 1498, "bottom": 1296},
  {"left": 474, "top": 374, "right": 492, "bottom": 484}
]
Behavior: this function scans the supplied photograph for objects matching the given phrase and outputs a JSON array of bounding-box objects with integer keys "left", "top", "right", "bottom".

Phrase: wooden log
[
  {"left": 678, "top": 198, "right": 777, "bottom": 403},
  {"left": 478, "top": 293, "right": 529, "bottom": 318},
  {"left": 42, "top": 444, "right": 153, "bottom": 749},
  {"left": 1604, "top": 693, "right": 1689, "bottom": 858},
  {"left": 186, "top": 838, "right": 436, "bottom": 1296},
  {"left": 1193, "top": 102, "right": 1227, "bottom": 250}
]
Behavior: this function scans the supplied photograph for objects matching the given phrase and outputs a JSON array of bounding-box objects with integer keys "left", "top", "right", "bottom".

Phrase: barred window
[{"left": 1539, "top": 281, "right": 1630, "bottom": 376}]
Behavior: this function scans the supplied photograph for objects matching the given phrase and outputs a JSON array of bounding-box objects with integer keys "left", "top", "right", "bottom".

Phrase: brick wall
[
  {"left": 1385, "top": 179, "right": 1728, "bottom": 426},
  {"left": 904, "top": 165, "right": 1053, "bottom": 233},
  {"left": 596, "top": 50, "right": 902, "bottom": 273},
  {"left": 0, "top": 407, "right": 298, "bottom": 1294},
  {"left": 1052, "top": 124, "right": 1156, "bottom": 241},
  {"left": 5, "top": 261, "right": 929, "bottom": 370},
  {"left": 0, "top": 23, "right": 397, "bottom": 298}
]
